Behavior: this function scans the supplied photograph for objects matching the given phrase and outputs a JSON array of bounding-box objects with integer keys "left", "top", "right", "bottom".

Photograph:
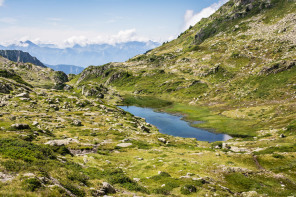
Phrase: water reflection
[{"left": 119, "top": 106, "right": 232, "bottom": 142}]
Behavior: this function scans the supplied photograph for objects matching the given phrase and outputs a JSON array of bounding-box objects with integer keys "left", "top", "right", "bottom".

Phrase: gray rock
[
  {"left": 16, "top": 92, "right": 29, "bottom": 98},
  {"left": 92, "top": 182, "right": 116, "bottom": 196},
  {"left": 73, "top": 119, "right": 82, "bottom": 126},
  {"left": 280, "top": 134, "right": 286, "bottom": 138},
  {"left": 116, "top": 143, "right": 133, "bottom": 148},
  {"left": 158, "top": 138, "right": 167, "bottom": 144},
  {"left": 49, "top": 104, "right": 59, "bottom": 111},
  {"left": 102, "top": 182, "right": 116, "bottom": 194},
  {"left": 32, "top": 121, "right": 39, "bottom": 126},
  {"left": 11, "top": 123, "right": 30, "bottom": 130},
  {"left": 0, "top": 82, "right": 12, "bottom": 94},
  {"left": 139, "top": 125, "right": 150, "bottom": 133},
  {"left": 45, "top": 138, "right": 79, "bottom": 146},
  {"left": 0, "top": 172, "right": 14, "bottom": 182}
]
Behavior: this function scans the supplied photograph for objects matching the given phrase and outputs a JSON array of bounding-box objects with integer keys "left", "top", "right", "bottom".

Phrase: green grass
[
  {"left": 164, "top": 103, "right": 258, "bottom": 136},
  {"left": 120, "top": 95, "right": 172, "bottom": 108},
  {"left": 0, "top": 69, "right": 32, "bottom": 87}
]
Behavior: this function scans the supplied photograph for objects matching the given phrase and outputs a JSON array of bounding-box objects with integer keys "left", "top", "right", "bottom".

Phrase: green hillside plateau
[{"left": 0, "top": 0, "right": 296, "bottom": 196}]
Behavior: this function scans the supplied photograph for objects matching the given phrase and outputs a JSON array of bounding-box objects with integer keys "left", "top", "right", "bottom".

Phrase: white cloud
[
  {"left": 62, "top": 29, "right": 149, "bottom": 47},
  {"left": 0, "top": 26, "right": 151, "bottom": 48},
  {"left": 0, "top": 17, "right": 17, "bottom": 24},
  {"left": 183, "top": 0, "right": 229, "bottom": 30},
  {"left": 0, "top": 0, "right": 4, "bottom": 6}
]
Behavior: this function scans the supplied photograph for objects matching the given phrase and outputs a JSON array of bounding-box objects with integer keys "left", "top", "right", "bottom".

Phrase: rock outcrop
[{"left": 0, "top": 50, "right": 46, "bottom": 68}]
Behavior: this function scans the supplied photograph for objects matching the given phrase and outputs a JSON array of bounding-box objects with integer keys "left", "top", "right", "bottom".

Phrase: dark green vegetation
[
  {"left": 1, "top": 0, "right": 296, "bottom": 196},
  {"left": 121, "top": 95, "right": 172, "bottom": 108}
]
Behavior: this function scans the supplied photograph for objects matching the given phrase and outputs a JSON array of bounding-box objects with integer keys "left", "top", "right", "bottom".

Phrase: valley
[{"left": 0, "top": 0, "right": 296, "bottom": 196}]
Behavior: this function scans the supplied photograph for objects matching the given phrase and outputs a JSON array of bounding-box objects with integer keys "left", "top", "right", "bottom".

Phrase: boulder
[
  {"left": 45, "top": 138, "right": 79, "bottom": 146},
  {"left": 102, "top": 182, "right": 116, "bottom": 194},
  {"left": 11, "top": 123, "right": 30, "bottom": 130},
  {"left": 280, "top": 134, "right": 286, "bottom": 138},
  {"left": 92, "top": 182, "right": 116, "bottom": 196},
  {"left": 0, "top": 172, "right": 14, "bottom": 182},
  {"left": 0, "top": 82, "right": 12, "bottom": 94},
  {"left": 32, "top": 121, "right": 39, "bottom": 126},
  {"left": 116, "top": 143, "right": 133, "bottom": 148},
  {"left": 73, "top": 119, "right": 82, "bottom": 126},
  {"left": 158, "top": 138, "right": 167, "bottom": 144},
  {"left": 16, "top": 92, "right": 29, "bottom": 98},
  {"left": 139, "top": 125, "right": 150, "bottom": 133}
]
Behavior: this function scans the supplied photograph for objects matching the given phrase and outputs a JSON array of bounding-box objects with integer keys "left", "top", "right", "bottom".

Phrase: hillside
[
  {"left": 0, "top": 56, "right": 68, "bottom": 89},
  {"left": 0, "top": 0, "right": 296, "bottom": 196},
  {"left": 0, "top": 50, "right": 46, "bottom": 68}
]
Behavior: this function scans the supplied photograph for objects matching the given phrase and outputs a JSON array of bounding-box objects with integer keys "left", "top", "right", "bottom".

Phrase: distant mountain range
[
  {"left": 45, "top": 64, "right": 84, "bottom": 75},
  {"left": 0, "top": 40, "right": 160, "bottom": 67}
]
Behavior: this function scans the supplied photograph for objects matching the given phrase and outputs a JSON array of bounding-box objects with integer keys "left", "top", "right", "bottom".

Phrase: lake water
[{"left": 119, "top": 106, "right": 232, "bottom": 142}]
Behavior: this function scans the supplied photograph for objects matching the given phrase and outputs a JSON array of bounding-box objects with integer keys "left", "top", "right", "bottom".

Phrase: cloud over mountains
[{"left": 183, "top": 0, "right": 229, "bottom": 30}]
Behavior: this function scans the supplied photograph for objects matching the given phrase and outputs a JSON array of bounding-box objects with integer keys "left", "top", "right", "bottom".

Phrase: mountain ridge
[
  {"left": 0, "top": 40, "right": 161, "bottom": 67},
  {"left": 0, "top": 50, "right": 46, "bottom": 68}
]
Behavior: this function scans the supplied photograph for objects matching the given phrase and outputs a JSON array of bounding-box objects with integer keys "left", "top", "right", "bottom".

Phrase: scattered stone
[
  {"left": 116, "top": 143, "right": 133, "bottom": 148},
  {"left": 19, "top": 97, "right": 31, "bottom": 101},
  {"left": 139, "top": 125, "right": 150, "bottom": 133},
  {"left": 45, "top": 138, "right": 79, "bottom": 146},
  {"left": 0, "top": 172, "right": 14, "bottom": 182},
  {"left": 280, "top": 134, "right": 286, "bottom": 138},
  {"left": 158, "top": 138, "right": 167, "bottom": 144},
  {"left": 73, "top": 119, "right": 82, "bottom": 126},
  {"left": 11, "top": 123, "right": 30, "bottom": 130},
  {"left": 93, "top": 182, "right": 116, "bottom": 196},
  {"left": 49, "top": 104, "right": 59, "bottom": 111},
  {"left": 0, "top": 82, "right": 12, "bottom": 94},
  {"left": 181, "top": 185, "right": 197, "bottom": 194},
  {"left": 16, "top": 92, "right": 29, "bottom": 98},
  {"left": 32, "top": 121, "right": 39, "bottom": 126},
  {"left": 23, "top": 173, "right": 35, "bottom": 177},
  {"left": 241, "top": 191, "right": 258, "bottom": 197}
]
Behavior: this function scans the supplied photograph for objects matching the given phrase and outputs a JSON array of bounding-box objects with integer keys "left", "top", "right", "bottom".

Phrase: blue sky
[{"left": 0, "top": 0, "right": 228, "bottom": 47}]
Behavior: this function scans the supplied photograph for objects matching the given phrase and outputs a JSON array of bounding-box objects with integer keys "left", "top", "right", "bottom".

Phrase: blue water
[{"left": 119, "top": 106, "right": 232, "bottom": 142}]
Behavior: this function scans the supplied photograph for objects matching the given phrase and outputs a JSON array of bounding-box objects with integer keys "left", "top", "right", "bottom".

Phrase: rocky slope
[
  {"left": 0, "top": 56, "right": 68, "bottom": 89},
  {"left": 0, "top": 50, "right": 46, "bottom": 68}
]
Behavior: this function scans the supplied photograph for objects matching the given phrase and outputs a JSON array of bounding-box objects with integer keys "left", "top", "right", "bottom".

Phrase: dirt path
[{"left": 252, "top": 154, "right": 265, "bottom": 170}]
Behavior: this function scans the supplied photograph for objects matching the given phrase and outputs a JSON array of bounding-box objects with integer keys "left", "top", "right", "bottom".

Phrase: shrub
[
  {"left": 0, "top": 138, "right": 56, "bottom": 162},
  {"left": 24, "top": 178, "right": 42, "bottom": 192},
  {"left": 180, "top": 184, "right": 197, "bottom": 195},
  {"left": 62, "top": 182, "right": 85, "bottom": 197},
  {"left": 272, "top": 154, "right": 284, "bottom": 159}
]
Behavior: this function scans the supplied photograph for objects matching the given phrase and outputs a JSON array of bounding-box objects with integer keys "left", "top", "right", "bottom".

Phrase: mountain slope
[
  {"left": 0, "top": 50, "right": 46, "bottom": 68},
  {"left": 75, "top": 0, "right": 296, "bottom": 107},
  {"left": 0, "top": 56, "right": 68, "bottom": 89}
]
